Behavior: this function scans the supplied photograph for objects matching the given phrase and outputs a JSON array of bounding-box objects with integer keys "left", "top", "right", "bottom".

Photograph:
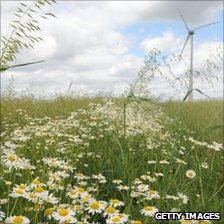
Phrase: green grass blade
[{"left": 0, "top": 60, "right": 45, "bottom": 73}]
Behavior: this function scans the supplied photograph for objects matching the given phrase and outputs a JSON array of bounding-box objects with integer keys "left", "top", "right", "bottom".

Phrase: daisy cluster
[{"left": 0, "top": 101, "right": 222, "bottom": 223}]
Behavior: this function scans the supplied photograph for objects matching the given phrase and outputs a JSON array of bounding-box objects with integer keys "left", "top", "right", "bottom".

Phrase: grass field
[
  {"left": 0, "top": 96, "right": 223, "bottom": 223},
  {"left": 162, "top": 100, "right": 223, "bottom": 143}
]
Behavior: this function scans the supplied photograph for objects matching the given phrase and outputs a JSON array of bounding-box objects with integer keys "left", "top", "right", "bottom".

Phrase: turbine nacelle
[{"left": 179, "top": 10, "right": 218, "bottom": 56}]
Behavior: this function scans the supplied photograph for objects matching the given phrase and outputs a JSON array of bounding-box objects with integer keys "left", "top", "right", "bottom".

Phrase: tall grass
[
  {"left": 1, "top": 95, "right": 223, "bottom": 223},
  {"left": 2, "top": 96, "right": 223, "bottom": 142},
  {"left": 162, "top": 100, "right": 223, "bottom": 143}
]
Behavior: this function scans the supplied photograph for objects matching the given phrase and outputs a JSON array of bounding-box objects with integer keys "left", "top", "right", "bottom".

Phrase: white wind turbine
[{"left": 179, "top": 11, "right": 218, "bottom": 101}]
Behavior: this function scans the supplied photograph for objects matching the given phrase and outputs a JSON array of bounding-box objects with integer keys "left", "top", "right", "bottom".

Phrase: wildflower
[
  {"left": 10, "top": 185, "right": 28, "bottom": 198},
  {"left": 74, "top": 172, "right": 90, "bottom": 181},
  {"left": 5, "top": 215, "right": 30, "bottom": 224},
  {"left": 131, "top": 221, "right": 143, "bottom": 224},
  {"left": 170, "top": 207, "right": 180, "bottom": 212},
  {"left": 178, "top": 193, "right": 189, "bottom": 204},
  {"left": 52, "top": 207, "right": 76, "bottom": 223},
  {"left": 31, "top": 178, "right": 43, "bottom": 187},
  {"left": 136, "top": 184, "right": 149, "bottom": 192},
  {"left": 201, "top": 162, "right": 208, "bottom": 169},
  {"left": 141, "top": 205, "right": 158, "bottom": 217},
  {"left": 113, "top": 179, "right": 123, "bottom": 184},
  {"left": 145, "top": 190, "right": 160, "bottom": 200},
  {"left": 106, "top": 214, "right": 128, "bottom": 223},
  {"left": 43, "top": 157, "right": 63, "bottom": 168},
  {"left": 154, "top": 172, "right": 164, "bottom": 177},
  {"left": 164, "top": 194, "right": 179, "bottom": 200},
  {"left": 104, "top": 206, "right": 118, "bottom": 217},
  {"left": 110, "top": 199, "right": 125, "bottom": 208},
  {"left": 185, "top": 170, "right": 196, "bottom": 179},
  {"left": 147, "top": 160, "right": 156, "bottom": 164},
  {"left": 44, "top": 207, "right": 54, "bottom": 218},
  {"left": 42, "top": 192, "right": 59, "bottom": 204},
  {"left": 208, "top": 142, "right": 222, "bottom": 151},
  {"left": 0, "top": 199, "right": 8, "bottom": 205},
  {"left": 67, "top": 186, "right": 88, "bottom": 199},
  {"left": 92, "top": 173, "right": 107, "bottom": 183},
  {"left": 87, "top": 200, "right": 107, "bottom": 215},
  {"left": 0, "top": 210, "right": 5, "bottom": 221},
  {"left": 3, "top": 152, "right": 34, "bottom": 170},
  {"left": 106, "top": 216, "right": 123, "bottom": 224},
  {"left": 159, "top": 160, "right": 169, "bottom": 165},
  {"left": 176, "top": 158, "right": 187, "bottom": 165},
  {"left": 73, "top": 204, "right": 83, "bottom": 212},
  {"left": 117, "top": 185, "right": 129, "bottom": 191}
]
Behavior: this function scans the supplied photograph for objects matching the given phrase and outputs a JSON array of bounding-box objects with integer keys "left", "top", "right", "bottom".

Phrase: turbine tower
[{"left": 179, "top": 11, "right": 218, "bottom": 101}]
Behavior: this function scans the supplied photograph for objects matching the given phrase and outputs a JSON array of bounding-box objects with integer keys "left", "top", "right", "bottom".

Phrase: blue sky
[{"left": 122, "top": 9, "right": 223, "bottom": 57}]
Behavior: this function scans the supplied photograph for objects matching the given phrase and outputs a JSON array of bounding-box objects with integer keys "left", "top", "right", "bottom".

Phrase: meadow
[
  {"left": 1, "top": 0, "right": 223, "bottom": 223},
  {"left": 0, "top": 96, "right": 223, "bottom": 224}
]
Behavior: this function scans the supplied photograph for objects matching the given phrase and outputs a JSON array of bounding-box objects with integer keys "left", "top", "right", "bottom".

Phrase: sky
[{"left": 1, "top": 1, "right": 223, "bottom": 100}]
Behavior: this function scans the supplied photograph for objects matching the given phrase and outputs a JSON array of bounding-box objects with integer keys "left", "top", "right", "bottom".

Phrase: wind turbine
[{"left": 179, "top": 11, "right": 218, "bottom": 101}]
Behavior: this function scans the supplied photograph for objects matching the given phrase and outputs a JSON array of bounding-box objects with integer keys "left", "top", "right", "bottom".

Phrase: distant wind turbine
[{"left": 179, "top": 11, "right": 218, "bottom": 101}]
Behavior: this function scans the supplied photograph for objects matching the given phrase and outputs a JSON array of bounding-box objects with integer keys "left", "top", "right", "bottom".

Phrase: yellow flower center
[
  {"left": 58, "top": 208, "right": 69, "bottom": 216},
  {"left": 76, "top": 173, "right": 83, "bottom": 177},
  {"left": 19, "top": 184, "right": 26, "bottom": 189},
  {"left": 13, "top": 216, "right": 23, "bottom": 224},
  {"left": 28, "top": 192, "right": 35, "bottom": 198},
  {"left": 90, "top": 202, "right": 100, "bottom": 210},
  {"left": 32, "top": 179, "right": 41, "bottom": 185},
  {"left": 70, "top": 190, "right": 76, "bottom": 195},
  {"left": 34, "top": 204, "right": 41, "bottom": 210},
  {"left": 34, "top": 186, "right": 44, "bottom": 193},
  {"left": 149, "top": 190, "right": 157, "bottom": 195},
  {"left": 111, "top": 199, "right": 119, "bottom": 204},
  {"left": 44, "top": 208, "right": 53, "bottom": 216},
  {"left": 106, "top": 206, "right": 116, "bottom": 213},
  {"left": 8, "top": 154, "right": 16, "bottom": 161},
  {"left": 15, "top": 188, "right": 24, "bottom": 195},
  {"left": 132, "top": 221, "right": 142, "bottom": 224},
  {"left": 77, "top": 187, "right": 85, "bottom": 193},
  {"left": 74, "top": 204, "right": 82, "bottom": 211},
  {"left": 111, "top": 217, "right": 121, "bottom": 222},
  {"left": 145, "top": 206, "right": 154, "bottom": 211}
]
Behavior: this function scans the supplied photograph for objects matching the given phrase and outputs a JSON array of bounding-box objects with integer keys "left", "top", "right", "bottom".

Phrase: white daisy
[
  {"left": 87, "top": 200, "right": 107, "bottom": 215},
  {"left": 104, "top": 206, "right": 118, "bottom": 217},
  {"left": 185, "top": 169, "right": 196, "bottom": 179},
  {"left": 5, "top": 215, "right": 30, "bottom": 224},
  {"left": 52, "top": 207, "right": 77, "bottom": 223},
  {"left": 141, "top": 205, "right": 158, "bottom": 217},
  {"left": 109, "top": 199, "right": 125, "bottom": 208},
  {"left": 145, "top": 190, "right": 160, "bottom": 200}
]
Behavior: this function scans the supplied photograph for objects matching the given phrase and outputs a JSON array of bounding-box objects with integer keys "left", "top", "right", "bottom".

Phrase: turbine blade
[
  {"left": 179, "top": 10, "right": 190, "bottom": 31},
  {"left": 193, "top": 21, "right": 219, "bottom": 32},
  {"left": 180, "top": 34, "right": 190, "bottom": 57}
]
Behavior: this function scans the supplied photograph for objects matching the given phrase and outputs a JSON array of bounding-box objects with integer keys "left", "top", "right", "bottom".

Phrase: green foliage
[{"left": 162, "top": 99, "right": 223, "bottom": 143}]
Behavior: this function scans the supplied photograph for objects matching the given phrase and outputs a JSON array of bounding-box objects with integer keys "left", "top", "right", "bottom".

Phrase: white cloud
[
  {"left": 140, "top": 30, "right": 182, "bottom": 52},
  {"left": 148, "top": 39, "right": 223, "bottom": 100},
  {"left": 1, "top": 1, "right": 222, "bottom": 99}
]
